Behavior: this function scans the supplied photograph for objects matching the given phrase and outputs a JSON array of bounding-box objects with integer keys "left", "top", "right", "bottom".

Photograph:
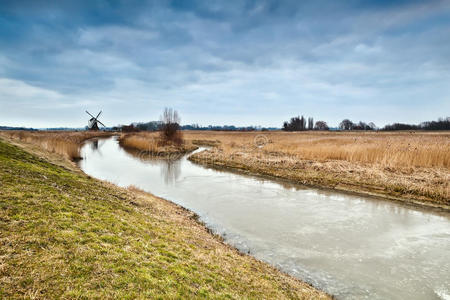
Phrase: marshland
[
  {"left": 5, "top": 129, "right": 448, "bottom": 209},
  {"left": 1, "top": 127, "right": 449, "bottom": 298}
]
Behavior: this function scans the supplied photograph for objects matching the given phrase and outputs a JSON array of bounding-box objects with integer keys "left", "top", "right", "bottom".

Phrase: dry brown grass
[
  {"left": 185, "top": 131, "right": 450, "bottom": 207},
  {"left": 119, "top": 132, "right": 197, "bottom": 155},
  {"left": 0, "top": 130, "right": 114, "bottom": 160},
  {"left": 184, "top": 130, "right": 450, "bottom": 168}
]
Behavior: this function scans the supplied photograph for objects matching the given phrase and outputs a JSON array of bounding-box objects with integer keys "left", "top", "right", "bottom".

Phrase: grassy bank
[
  {"left": 185, "top": 131, "right": 449, "bottom": 209},
  {"left": 119, "top": 132, "right": 198, "bottom": 156},
  {"left": 0, "top": 138, "right": 328, "bottom": 299}
]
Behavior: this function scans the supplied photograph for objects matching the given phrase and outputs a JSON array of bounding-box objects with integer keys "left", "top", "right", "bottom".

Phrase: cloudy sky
[{"left": 0, "top": 0, "right": 449, "bottom": 128}]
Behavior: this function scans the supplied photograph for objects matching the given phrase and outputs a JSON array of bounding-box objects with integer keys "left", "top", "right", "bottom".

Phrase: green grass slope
[{"left": 0, "top": 140, "right": 328, "bottom": 299}]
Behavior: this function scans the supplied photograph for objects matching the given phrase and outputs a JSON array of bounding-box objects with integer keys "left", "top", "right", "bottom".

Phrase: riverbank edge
[
  {"left": 118, "top": 142, "right": 199, "bottom": 159},
  {"left": 188, "top": 150, "right": 450, "bottom": 212},
  {"left": 0, "top": 136, "right": 331, "bottom": 299}
]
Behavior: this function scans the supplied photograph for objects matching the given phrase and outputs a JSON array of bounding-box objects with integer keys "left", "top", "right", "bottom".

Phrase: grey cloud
[{"left": 0, "top": 0, "right": 449, "bottom": 128}]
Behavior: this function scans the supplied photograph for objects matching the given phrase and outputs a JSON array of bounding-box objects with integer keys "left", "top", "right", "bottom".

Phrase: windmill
[{"left": 86, "top": 110, "right": 105, "bottom": 130}]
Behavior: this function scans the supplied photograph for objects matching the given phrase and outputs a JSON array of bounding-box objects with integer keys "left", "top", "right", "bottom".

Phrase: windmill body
[{"left": 86, "top": 110, "right": 105, "bottom": 130}]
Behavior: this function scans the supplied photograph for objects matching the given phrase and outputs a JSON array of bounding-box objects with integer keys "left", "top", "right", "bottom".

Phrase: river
[{"left": 79, "top": 137, "right": 450, "bottom": 300}]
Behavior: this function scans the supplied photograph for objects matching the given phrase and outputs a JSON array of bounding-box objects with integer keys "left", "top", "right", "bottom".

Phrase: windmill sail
[{"left": 86, "top": 110, "right": 105, "bottom": 130}]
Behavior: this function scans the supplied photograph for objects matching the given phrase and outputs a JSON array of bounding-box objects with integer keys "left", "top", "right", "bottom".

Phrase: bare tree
[{"left": 160, "top": 108, "right": 183, "bottom": 145}]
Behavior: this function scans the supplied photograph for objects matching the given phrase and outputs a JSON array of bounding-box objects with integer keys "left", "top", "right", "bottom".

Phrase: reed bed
[
  {"left": 118, "top": 132, "right": 197, "bottom": 155},
  {"left": 0, "top": 130, "right": 114, "bottom": 160},
  {"left": 119, "top": 132, "right": 160, "bottom": 153},
  {"left": 184, "top": 131, "right": 450, "bottom": 169}
]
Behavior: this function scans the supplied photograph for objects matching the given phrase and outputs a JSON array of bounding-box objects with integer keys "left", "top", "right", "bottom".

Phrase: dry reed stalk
[{"left": 118, "top": 132, "right": 160, "bottom": 153}]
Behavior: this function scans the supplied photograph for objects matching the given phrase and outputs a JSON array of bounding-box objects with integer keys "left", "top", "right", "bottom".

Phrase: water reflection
[
  {"left": 120, "top": 146, "right": 182, "bottom": 185},
  {"left": 89, "top": 139, "right": 108, "bottom": 156},
  {"left": 91, "top": 139, "right": 98, "bottom": 150},
  {"left": 160, "top": 159, "right": 181, "bottom": 184}
]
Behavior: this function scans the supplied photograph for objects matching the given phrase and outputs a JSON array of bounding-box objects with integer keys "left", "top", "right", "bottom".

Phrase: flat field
[{"left": 184, "top": 130, "right": 449, "bottom": 208}]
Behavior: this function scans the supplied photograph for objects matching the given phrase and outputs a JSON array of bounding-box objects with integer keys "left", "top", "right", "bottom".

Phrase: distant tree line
[
  {"left": 180, "top": 124, "right": 278, "bottom": 131},
  {"left": 0, "top": 126, "right": 38, "bottom": 131},
  {"left": 135, "top": 121, "right": 162, "bottom": 131},
  {"left": 382, "top": 117, "right": 450, "bottom": 131},
  {"left": 119, "top": 121, "right": 161, "bottom": 132},
  {"left": 119, "top": 123, "right": 279, "bottom": 132},
  {"left": 282, "top": 115, "right": 449, "bottom": 131}
]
